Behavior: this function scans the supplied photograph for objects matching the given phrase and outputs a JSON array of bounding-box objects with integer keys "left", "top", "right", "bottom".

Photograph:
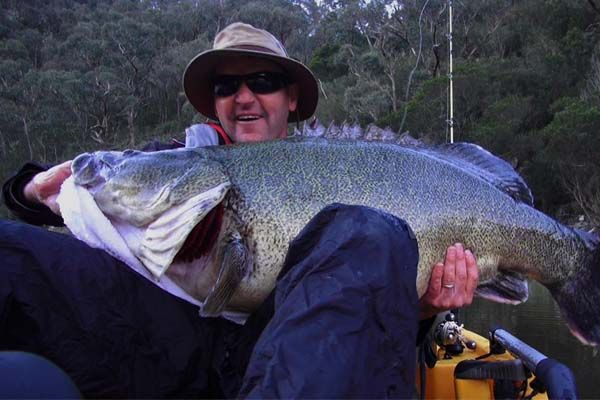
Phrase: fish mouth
[
  {"left": 137, "top": 181, "right": 231, "bottom": 278},
  {"left": 173, "top": 203, "right": 224, "bottom": 263}
]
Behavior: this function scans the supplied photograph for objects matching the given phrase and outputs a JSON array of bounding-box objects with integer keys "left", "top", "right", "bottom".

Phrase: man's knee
[
  {"left": 281, "top": 203, "right": 419, "bottom": 291},
  {"left": 0, "top": 351, "right": 80, "bottom": 398},
  {"left": 306, "top": 203, "right": 418, "bottom": 261},
  {"left": 320, "top": 203, "right": 416, "bottom": 242}
]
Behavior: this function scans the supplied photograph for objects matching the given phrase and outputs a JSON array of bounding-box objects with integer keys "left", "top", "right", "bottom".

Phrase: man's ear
[{"left": 288, "top": 84, "right": 299, "bottom": 112}]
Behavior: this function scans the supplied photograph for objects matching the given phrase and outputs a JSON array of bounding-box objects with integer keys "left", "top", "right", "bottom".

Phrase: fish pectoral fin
[
  {"left": 475, "top": 271, "right": 529, "bottom": 305},
  {"left": 201, "top": 232, "right": 249, "bottom": 316}
]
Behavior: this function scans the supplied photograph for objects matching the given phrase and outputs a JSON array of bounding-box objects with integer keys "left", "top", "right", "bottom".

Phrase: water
[{"left": 461, "top": 281, "right": 600, "bottom": 399}]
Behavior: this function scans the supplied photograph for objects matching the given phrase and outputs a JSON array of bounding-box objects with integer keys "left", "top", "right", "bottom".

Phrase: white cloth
[{"left": 185, "top": 124, "right": 220, "bottom": 147}]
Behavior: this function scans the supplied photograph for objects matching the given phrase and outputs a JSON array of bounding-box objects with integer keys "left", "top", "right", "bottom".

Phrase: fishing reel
[{"left": 433, "top": 312, "right": 477, "bottom": 358}]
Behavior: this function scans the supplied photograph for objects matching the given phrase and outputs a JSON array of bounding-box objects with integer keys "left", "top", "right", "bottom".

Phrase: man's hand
[
  {"left": 418, "top": 243, "right": 478, "bottom": 320},
  {"left": 23, "top": 160, "right": 72, "bottom": 216}
]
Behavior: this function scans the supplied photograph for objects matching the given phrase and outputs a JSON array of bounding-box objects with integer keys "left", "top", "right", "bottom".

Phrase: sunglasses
[{"left": 212, "top": 71, "right": 291, "bottom": 97}]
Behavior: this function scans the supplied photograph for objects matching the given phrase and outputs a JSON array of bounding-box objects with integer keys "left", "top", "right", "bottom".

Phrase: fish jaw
[{"left": 132, "top": 181, "right": 231, "bottom": 278}]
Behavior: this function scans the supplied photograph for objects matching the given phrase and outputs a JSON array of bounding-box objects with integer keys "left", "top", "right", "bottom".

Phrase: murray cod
[{"left": 68, "top": 131, "right": 600, "bottom": 346}]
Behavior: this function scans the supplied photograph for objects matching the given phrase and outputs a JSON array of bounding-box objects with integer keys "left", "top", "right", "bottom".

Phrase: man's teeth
[{"left": 237, "top": 115, "right": 260, "bottom": 121}]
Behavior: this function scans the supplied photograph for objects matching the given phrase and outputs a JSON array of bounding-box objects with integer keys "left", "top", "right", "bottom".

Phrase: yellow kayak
[{"left": 416, "top": 313, "right": 577, "bottom": 399}]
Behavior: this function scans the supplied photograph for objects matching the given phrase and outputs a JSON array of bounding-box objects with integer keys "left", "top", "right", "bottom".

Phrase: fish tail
[{"left": 548, "top": 229, "right": 600, "bottom": 346}]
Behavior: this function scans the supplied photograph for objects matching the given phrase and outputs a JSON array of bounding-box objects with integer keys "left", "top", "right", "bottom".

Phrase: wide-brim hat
[{"left": 183, "top": 22, "right": 318, "bottom": 122}]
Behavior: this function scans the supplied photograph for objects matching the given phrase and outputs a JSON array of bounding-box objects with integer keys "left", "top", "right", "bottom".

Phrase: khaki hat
[{"left": 183, "top": 22, "right": 318, "bottom": 122}]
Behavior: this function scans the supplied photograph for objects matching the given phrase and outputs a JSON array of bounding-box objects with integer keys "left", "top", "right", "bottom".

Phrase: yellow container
[{"left": 416, "top": 329, "right": 548, "bottom": 400}]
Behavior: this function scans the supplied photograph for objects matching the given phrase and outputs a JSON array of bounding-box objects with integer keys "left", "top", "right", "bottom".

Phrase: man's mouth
[{"left": 236, "top": 114, "right": 261, "bottom": 122}]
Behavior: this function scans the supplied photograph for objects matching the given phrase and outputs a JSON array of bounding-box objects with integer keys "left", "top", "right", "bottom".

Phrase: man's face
[{"left": 213, "top": 56, "right": 298, "bottom": 143}]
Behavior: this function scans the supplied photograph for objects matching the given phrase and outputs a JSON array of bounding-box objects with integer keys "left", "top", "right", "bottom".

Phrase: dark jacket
[{"left": 0, "top": 204, "right": 426, "bottom": 398}]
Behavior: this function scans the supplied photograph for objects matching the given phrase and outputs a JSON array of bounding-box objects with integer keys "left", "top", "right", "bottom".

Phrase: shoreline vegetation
[{"left": 1, "top": 0, "right": 599, "bottom": 227}]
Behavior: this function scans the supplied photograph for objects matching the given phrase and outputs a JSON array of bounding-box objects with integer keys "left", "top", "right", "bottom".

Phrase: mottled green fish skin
[
  {"left": 74, "top": 136, "right": 600, "bottom": 345},
  {"left": 196, "top": 137, "right": 589, "bottom": 312}
]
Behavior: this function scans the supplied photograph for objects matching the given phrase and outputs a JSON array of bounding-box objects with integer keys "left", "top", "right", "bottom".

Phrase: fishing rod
[{"left": 448, "top": 0, "right": 455, "bottom": 143}]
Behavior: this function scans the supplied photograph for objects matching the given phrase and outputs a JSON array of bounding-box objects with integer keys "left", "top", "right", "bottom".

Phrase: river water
[{"left": 460, "top": 281, "right": 599, "bottom": 399}]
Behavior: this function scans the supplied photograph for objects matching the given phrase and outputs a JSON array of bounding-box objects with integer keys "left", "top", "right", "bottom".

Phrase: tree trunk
[
  {"left": 128, "top": 109, "right": 136, "bottom": 147},
  {"left": 388, "top": 70, "right": 397, "bottom": 112},
  {"left": 0, "top": 129, "right": 6, "bottom": 159},
  {"left": 21, "top": 116, "right": 33, "bottom": 159}
]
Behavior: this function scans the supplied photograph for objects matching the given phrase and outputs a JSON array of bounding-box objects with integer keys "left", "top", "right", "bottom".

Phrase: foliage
[
  {"left": 309, "top": 44, "right": 348, "bottom": 81},
  {"left": 538, "top": 97, "right": 600, "bottom": 221},
  {"left": 1, "top": 0, "right": 600, "bottom": 225}
]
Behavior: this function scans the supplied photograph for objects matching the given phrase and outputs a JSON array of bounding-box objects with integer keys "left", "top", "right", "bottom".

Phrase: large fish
[{"left": 66, "top": 130, "right": 600, "bottom": 346}]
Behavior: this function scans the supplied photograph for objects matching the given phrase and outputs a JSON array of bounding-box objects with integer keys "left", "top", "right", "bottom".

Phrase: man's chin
[
  {"left": 238, "top": 134, "right": 266, "bottom": 142},
  {"left": 233, "top": 128, "right": 277, "bottom": 142}
]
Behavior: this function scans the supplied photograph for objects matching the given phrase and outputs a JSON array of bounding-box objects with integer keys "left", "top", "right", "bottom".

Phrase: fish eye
[
  {"left": 98, "top": 152, "right": 126, "bottom": 168},
  {"left": 99, "top": 158, "right": 113, "bottom": 169}
]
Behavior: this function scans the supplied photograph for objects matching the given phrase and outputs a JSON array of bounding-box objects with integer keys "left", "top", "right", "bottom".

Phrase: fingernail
[{"left": 34, "top": 169, "right": 54, "bottom": 184}]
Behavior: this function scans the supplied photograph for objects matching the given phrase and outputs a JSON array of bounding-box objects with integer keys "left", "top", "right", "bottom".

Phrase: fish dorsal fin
[
  {"left": 364, "top": 124, "right": 400, "bottom": 141},
  {"left": 432, "top": 142, "right": 534, "bottom": 205},
  {"left": 298, "top": 121, "right": 533, "bottom": 205},
  {"left": 300, "top": 120, "right": 399, "bottom": 142},
  {"left": 297, "top": 118, "right": 326, "bottom": 137}
]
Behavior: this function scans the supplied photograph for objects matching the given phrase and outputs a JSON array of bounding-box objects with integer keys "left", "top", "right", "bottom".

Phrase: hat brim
[{"left": 183, "top": 48, "right": 318, "bottom": 123}]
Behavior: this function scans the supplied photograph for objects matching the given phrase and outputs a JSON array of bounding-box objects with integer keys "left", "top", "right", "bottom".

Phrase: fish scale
[{"left": 70, "top": 135, "right": 600, "bottom": 346}]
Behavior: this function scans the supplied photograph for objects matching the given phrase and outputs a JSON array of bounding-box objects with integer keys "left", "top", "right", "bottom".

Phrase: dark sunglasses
[{"left": 212, "top": 71, "right": 291, "bottom": 97}]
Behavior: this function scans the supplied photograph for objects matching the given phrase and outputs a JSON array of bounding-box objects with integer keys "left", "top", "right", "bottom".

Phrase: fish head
[
  {"left": 71, "top": 150, "right": 125, "bottom": 187},
  {"left": 71, "top": 148, "right": 231, "bottom": 226},
  {"left": 71, "top": 148, "right": 232, "bottom": 277}
]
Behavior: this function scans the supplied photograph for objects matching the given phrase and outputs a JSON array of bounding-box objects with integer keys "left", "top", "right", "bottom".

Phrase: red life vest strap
[{"left": 206, "top": 122, "right": 233, "bottom": 144}]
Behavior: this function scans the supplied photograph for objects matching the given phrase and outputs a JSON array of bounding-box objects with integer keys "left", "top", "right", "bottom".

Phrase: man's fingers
[
  {"left": 46, "top": 193, "right": 62, "bottom": 216},
  {"left": 420, "top": 245, "right": 480, "bottom": 318},
  {"left": 465, "top": 249, "right": 479, "bottom": 297},
  {"left": 23, "top": 161, "right": 72, "bottom": 216},
  {"left": 428, "top": 262, "right": 444, "bottom": 295},
  {"left": 442, "top": 245, "right": 456, "bottom": 287},
  {"left": 419, "top": 262, "right": 445, "bottom": 320},
  {"left": 454, "top": 243, "right": 468, "bottom": 288},
  {"left": 39, "top": 161, "right": 73, "bottom": 195},
  {"left": 29, "top": 161, "right": 73, "bottom": 200}
]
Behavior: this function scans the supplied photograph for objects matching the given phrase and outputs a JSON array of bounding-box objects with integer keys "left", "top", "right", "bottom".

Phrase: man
[{"left": 1, "top": 23, "right": 477, "bottom": 397}]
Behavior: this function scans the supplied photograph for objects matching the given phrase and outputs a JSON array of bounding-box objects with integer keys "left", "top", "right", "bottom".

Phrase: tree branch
[{"left": 588, "top": 0, "right": 600, "bottom": 16}]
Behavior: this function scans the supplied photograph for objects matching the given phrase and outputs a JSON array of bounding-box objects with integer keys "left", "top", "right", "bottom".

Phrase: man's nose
[{"left": 234, "top": 82, "right": 256, "bottom": 103}]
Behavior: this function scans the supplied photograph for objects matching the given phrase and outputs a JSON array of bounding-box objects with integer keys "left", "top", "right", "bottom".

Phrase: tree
[
  {"left": 540, "top": 97, "right": 600, "bottom": 221},
  {"left": 1, "top": 0, "right": 600, "bottom": 226}
]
